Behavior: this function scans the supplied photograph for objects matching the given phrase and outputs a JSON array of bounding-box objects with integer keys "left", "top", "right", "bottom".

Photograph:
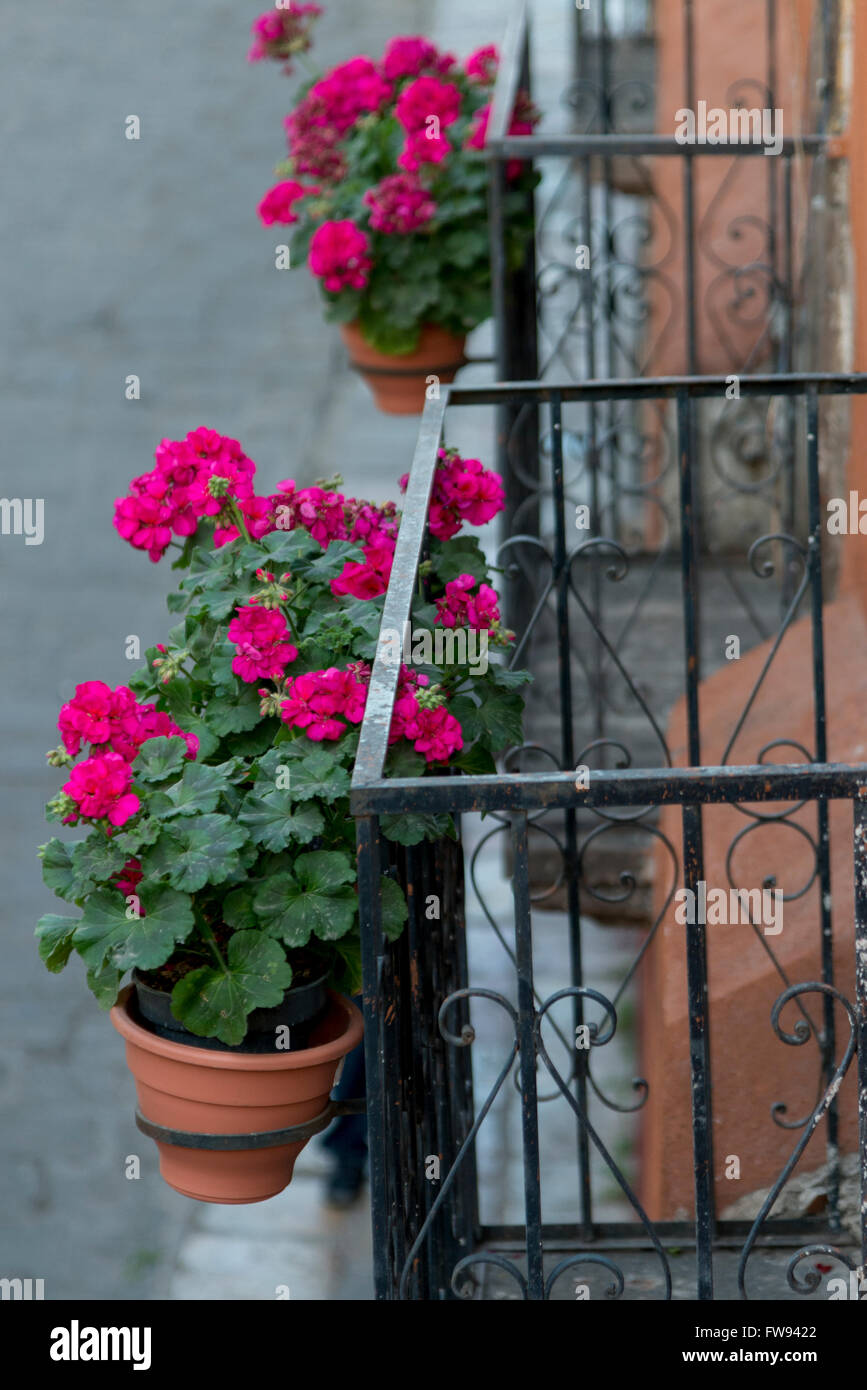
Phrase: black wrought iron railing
[
  {"left": 486, "top": 1, "right": 842, "bottom": 612},
  {"left": 350, "top": 374, "right": 867, "bottom": 1300}
]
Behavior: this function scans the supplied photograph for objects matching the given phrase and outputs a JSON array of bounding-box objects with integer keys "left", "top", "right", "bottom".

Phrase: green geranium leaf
[
  {"left": 486, "top": 665, "right": 533, "bottom": 690},
  {"left": 328, "top": 936, "right": 363, "bottom": 996},
  {"left": 207, "top": 689, "right": 263, "bottom": 736},
  {"left": 381, "top": 812, "right": 455, "bottom": 846},
  {"left": 453, "top": 743, "right": 498, "bottom": 776},
  {"left": 473, "top": 687, "right": 525, "bottom": 752},
  {"left": 73, "top": 834, "right": 130, "bottom": 887},
  {"left": 73, "top": 885, "right": 194, "bottom": 973},
  {"left": 224, "top": 721, "right": 278, "bottom": 758},
  {"left": 133, "top": 736, "right": 189, "bottom": 783},
  {"left": 306, "top": 540, "right": 365, "bottom": 582},
  {"left": 222, "top": 886, "right": 259, "bottom": 931},
  {"left": 432, "top": 536, "right": 490, "bottom": 585},
  {"left": 384, "top": 744, "right": 426, "bottom": 779},
  {"left": 290, "top": 747, "right": 351, "bottom": 804},
  {"left": 162, "top": 760, "right": 240, "bottom": 817},
  {"left": 239, "top": 788, "right": 324, "bottom": 852},
  {"left": 113, "top": 817, "right": 162, "bottom": 855},
  {"left": 87, "top": 962, "right": 123, "bottom": 1010},
  {"left": 142, "top": 814, "right": 249, "bottom": 892},
  {"left": 39, "top": 838, "right": 77, "bottom": 900},
  {"left": 170, "top": 932, "right": 293, "bottom": 1046},
  {"left": 380, "top": 876, "right": 408, "bottom": 942},
  {"left": 35, "top": 914, "right": 79, "bottom": 972},
  {"left": 253, "top": 850, "right": 357, "bottom": 947},
  {"left": 208, "top": 642, "right": 238, "bottom": 689}
]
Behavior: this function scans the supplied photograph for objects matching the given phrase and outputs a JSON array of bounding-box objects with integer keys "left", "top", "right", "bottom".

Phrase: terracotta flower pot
[
  {"left": 110, "top": 985, "right": 363, "bottom": 1205},
  {"left": 340, "top": 321, "right": 467, "bottom": 415}
]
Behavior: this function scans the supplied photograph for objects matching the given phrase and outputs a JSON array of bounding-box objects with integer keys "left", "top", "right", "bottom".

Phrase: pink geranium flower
[
  {"left": 278, "top": 666, "right": 370, "bottom": 742},
  {"left": 465, "top": 45, "right": 499, "bottom": 83},
  {"left": 398, "top": 129, "right": 452, "bottom": 171},
  {"left": 63, "top": 753, "right": 141, "bottom": 827},
  {"left": 330, "top": 543, "right": 395, "bottom": 600},
  {"left": 227, "top": 605, "right": 299, "bottom": 683},
  {"left": 381, "top": 37, "right": 455, "bottom": 81},
  {"left": 363, "top": 174, "right": 436, "bottom": 235},
  {"left": 435, "top": 573, "right": 501, "bottom": 629},
  {"left": 395, "top": 76, "right": 462, "bottom": 133},
  {"left": 257, "top": 180, "right": 320, "bottom": 226},
  {"left": 309, "top": 220, "right": 373, "bottom": 292}
]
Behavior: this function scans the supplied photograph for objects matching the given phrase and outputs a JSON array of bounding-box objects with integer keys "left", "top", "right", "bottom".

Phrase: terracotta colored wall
[
  {"left": 639, "top": 0, "right": 867, "bottom": 1219},
  {"left": 839, "top": 0, "right": 867, "bottom": 613},
  {"left": 650, "top": 0, "right": 811, "bottom": 374}
]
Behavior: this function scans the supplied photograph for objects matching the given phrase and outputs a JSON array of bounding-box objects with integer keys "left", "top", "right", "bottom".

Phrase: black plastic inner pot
[{"left": 131, "top": 969, "right": 330, "bottom": 1054}]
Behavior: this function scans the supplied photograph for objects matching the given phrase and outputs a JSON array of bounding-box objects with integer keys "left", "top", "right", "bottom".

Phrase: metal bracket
[{"left": 134, "top": 1097, "right": 366, "bottom": 1151}]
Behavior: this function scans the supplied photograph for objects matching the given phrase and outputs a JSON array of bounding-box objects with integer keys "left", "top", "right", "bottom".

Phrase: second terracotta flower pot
[
  {"left": 340, "top": 321, "right": 467, "bottom": 415},
  {"left": 110, "top": 986, "right": 363, "bottom": 1204}
]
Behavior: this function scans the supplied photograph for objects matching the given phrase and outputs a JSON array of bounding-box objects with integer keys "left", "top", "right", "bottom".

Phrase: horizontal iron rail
[
  {"left": 479, "top": 1220, "right": 846, "bottom": 1248},
  {"left": 444, "top": 373, "right": 867, "bottom": 405},
  {"left": 351, "top": 762, "right": 867, "bottom": 814},
  {"left": 487, "top": 133, "right": 834, "bottom": 159}
]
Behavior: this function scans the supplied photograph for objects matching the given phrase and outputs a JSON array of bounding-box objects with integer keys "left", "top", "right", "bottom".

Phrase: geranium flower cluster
[
  {"left": 115, "top": 445, "right": 405, "bottom": 565},
  {"left": 228, "top": 604, "right": 299, "bottom": 684},
  {"left": 113, "top": 427, "right": 264, "bottom": 562},
  {"left": 283, "top": 56, "right": 393, "bottom": 182},
  {"left": 53, "top": 681, "right": 198, "bottom": 829},
  {"left": 248, "top": 4, "right": 322, "bottom": 71},
  {"left": 435, "top": 574, "right": 501, "bottom": 629},
  {"left": 363, "top": 174, "right": 436, "bottom": 235},
  {"left": 308, "top": 220, "right": 372, "bottom": 292},
  {"left": 257, "top": 178, "right": 321, "bottom": 227},
  {"left": 389, "top": 687, "right": 463, "bottom": 762},
  {"left": 277, "top": 665, "right": 369, "bottom": 742},
  {"left": 274, "top": 659, "right": 460, "bottom": 762},
  {"left": 63, "top": 754, "right": 140, "bottom": 829},
  {"left": 59, "top": 681, "right": 198, "bottom": 762},
  {"left": 400, "top": 447, "right": 505, "bottom": 541}
]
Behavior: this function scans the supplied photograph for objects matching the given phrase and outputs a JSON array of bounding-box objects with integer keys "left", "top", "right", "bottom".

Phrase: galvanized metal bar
[
  {"left": 352, "top": 392, "right": 446, "bottom": 790},
  {"left": 512, "top": 811, "right": 544, "bottom": 1298},
  {"left": 350, "top": 763, "right": 867, "bottom": 817},
  {"left": 487, "top": 0, "right": 526, "bottom": 143},
  {"left": 854, "top": 795, "right": 867, "bottom": 1281},
  {"left": 682, "top": 802, "right": 715, "bottom": 1298}
]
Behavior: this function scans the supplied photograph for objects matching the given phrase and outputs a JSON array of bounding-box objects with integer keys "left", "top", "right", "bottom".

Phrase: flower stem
[
  {"left": 227, "top": 498, "right": 252, "bottom": 544},
  {"left": 199, "top": 916, "right": 228, "bottom": 972}
]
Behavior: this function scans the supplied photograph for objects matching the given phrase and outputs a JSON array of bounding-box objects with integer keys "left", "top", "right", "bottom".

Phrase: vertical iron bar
[
  {"left": 853, "top": 794, "right": 867, "bottom": 1283},
  {"left": 357, "top": 813, "right": 390, "bottom": 1299},
  {"left": 512, "top": 811, "right": 544, "bottom": 1298},
  {"left": 551, "top": 391, "right": 593, "bottom": 1236},
  {"left": 682, "top": 803, "right": 715, "bottom": 1300},
  {"left": 681, "top": 1, "right": 702, "bottom": 555},
  {"left": 781, "top": 154, "right": 797, "bottom": 609},
  {"left": 806, "top": 384, "right": 839, "bottom": 1231},
  {"left": 489, "top": 16, "right": 539, "bottom": 637},
  {"left": 677, "top": 390, "right": 702, "bottom": 761},
  {"left": 678, "top": 384, "right": 713, "bottom": 1296}
]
